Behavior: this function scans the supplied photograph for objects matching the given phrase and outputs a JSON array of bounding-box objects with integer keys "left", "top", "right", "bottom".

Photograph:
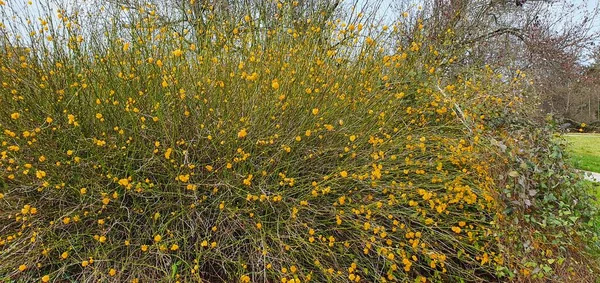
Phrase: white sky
[{"left": 3, "top": 0, "right": 599, "bottom": 63}]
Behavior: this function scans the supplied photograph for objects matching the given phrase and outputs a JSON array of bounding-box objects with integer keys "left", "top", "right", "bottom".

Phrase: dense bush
[{"left": 0, "top": 1, "right": 598, "bottom": 282}]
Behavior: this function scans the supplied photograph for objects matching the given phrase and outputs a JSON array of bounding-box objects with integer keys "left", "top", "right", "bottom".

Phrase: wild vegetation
[{"left": 0, "top": 0, "right": 598, "bottom": 282}]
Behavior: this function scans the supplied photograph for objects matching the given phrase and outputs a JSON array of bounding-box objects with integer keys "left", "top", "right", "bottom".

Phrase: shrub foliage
[{"left": 0, "top": 1, "right": 598, "bottom": 282}]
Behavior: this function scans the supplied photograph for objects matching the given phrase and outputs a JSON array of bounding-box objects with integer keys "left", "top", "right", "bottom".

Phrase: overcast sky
[{"left": 3, "top": 0, "right": 599, "bottom": 63}]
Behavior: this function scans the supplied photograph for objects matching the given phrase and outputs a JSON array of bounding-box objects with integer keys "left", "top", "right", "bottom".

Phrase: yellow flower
[
  {"left": 177, "top": 174, "right": 190, "bottom": 182},
  {"left": 165, "top": 148, "right": 173, "bottom": 159},
  {"left": 45, "top": 117, "right": 53, "bottom": 123},
  {"left": 172, "top": 49, "right": 183, "bottom": 57},
  {"left": 36, "top": 170, "right": 46, "bottom": 179},
  {"left": 154, "top": 234, "right": 162, "bottom": 242},
  {"left": 82, "top": 260, "right": 89, "bottom": 267},
  {"left": 243, "top": 174, "right": 253, "bottom": 186},
  {"left": 61, "top": 251, "right": 69, "bottom": 259},
  {"left": 141, "top": 245, "right": 148, "bottom": 252},
  {"left": 42, "top": 275, "right": 50, "bottom": 282},
  {"left": 340, "top": 171, "right": 348, "bottom": 178},
  {"left": 10, "top": 112, "right": 20, "bottom": 119},
  {"left": 312, "top": 108, "right": 319, "bottom": 115},
  {"left": 80, "top": 188, "right": 87, "bottom": 195},
  {"left": 271, "top": 79, "right": 280, "bottom": 90},
  {"left": 237, "top": 129, "right": 248, "bottom": 139},
  {"left": 366, "top": 37, "right": 375, "bottom": 46},
  {"left": 18, "top": 264, "right": 26, "bottom": 271},
  {"left": 349, "top": 135, "right": 356, "bottom": 142},
  {"left": 109, "top": 268, "right": 116, "bottom": 276},
  {"left": 451, "top": 226, "right": 462, "bottom": 234},
  {"left": 170, "top": 244, "right": 179, "bottom": 251}
]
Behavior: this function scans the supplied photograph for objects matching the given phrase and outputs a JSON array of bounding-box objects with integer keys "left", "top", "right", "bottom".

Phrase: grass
[
  {"left": 566, "top": 135, "right": 600, "bottom": 249},
  {"left": 584, "top": 180, "right": 600, "bottom": 203},
  {"left": 565, "top": 134, "right": 600, "bottom": 173}
]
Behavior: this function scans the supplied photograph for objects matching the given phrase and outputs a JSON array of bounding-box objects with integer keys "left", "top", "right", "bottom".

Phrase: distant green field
[{"left": 565, "top": 134, "right": 600, "bottom": 173}]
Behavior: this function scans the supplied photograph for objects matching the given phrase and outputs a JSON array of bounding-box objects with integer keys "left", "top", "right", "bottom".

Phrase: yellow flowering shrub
[{"left": 0, "top": 1, "right": 598, "bottom": 282}]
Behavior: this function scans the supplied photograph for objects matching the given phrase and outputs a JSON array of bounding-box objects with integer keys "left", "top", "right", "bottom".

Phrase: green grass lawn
[
  {"left": 583, "top": 180, "right": 600, "bottom": 202},
  {"left": 584, "top": 181, "right": 600, "bottom": 199},
  {"left": 565, "top": 134, "right": 600, "bottom": 212},
  {"left": 565, "top": 133, "right": 600, "bottom": 173}
]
